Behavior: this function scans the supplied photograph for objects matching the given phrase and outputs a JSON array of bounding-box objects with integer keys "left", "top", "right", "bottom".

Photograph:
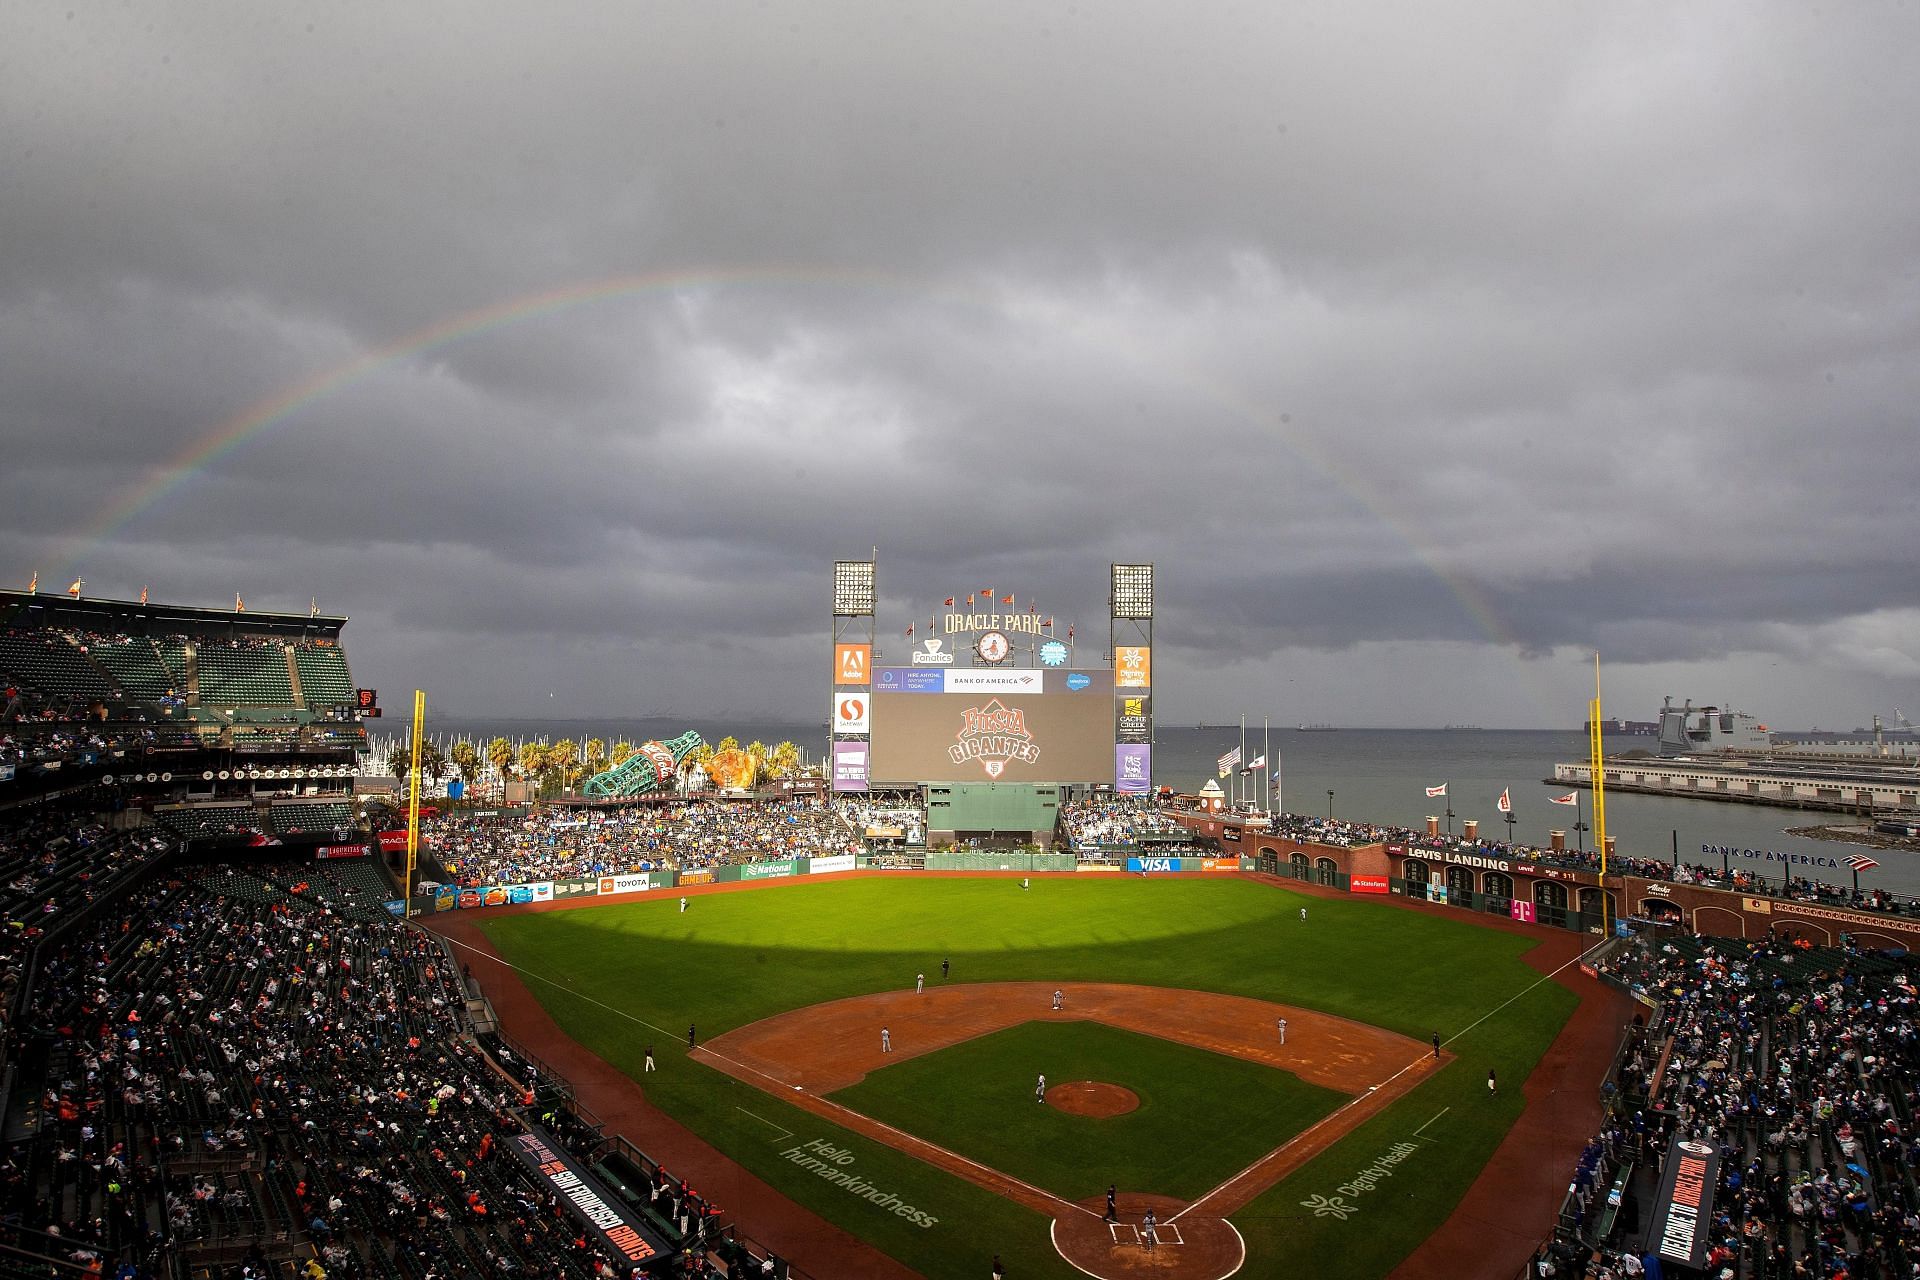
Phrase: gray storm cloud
[{"left": 2, "top": 1, "right": 1915, "bottom": 725}]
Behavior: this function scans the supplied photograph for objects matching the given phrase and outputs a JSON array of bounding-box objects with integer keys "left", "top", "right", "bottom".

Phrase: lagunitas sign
[{"left": 948, "top": 698, "right": 1041, "bottom": 778}]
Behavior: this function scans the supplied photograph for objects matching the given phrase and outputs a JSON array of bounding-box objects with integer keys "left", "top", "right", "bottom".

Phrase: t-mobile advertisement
[
  {"left": 869, "top": 669, "right": 1115, "bottom": 784},
  {"left": 1115, "top": 744, "right": 1152, "bottom": 794},
  {"left": 832, "top": 740, "right": 869, "bottom": 792}
]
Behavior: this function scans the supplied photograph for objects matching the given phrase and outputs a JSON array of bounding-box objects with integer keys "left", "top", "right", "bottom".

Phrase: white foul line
[
  {"left": 736, "top": 1108, "right": 794, "bottom": 1142},
  {"left": 1412, "top": 1107, "right": 1450, "bottom": 1138}
]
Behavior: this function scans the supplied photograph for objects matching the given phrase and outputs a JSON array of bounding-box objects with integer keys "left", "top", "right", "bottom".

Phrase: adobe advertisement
[{"left": 869, "top": 668, "right": 1114, "bottom": 784}]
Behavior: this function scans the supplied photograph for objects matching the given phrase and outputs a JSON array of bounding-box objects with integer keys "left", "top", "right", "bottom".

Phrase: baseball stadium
[{"left": 2, "top": 566, "right": 1917, "bottom": 1280}]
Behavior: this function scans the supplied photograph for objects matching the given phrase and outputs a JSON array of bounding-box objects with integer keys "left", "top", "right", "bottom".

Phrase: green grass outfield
[
  {"left": 478, "top": 875, "right": 1577, "bottom": 1280},
  {"left": 830, "top": 1020, "right": 1346, "bottom": 1202}
]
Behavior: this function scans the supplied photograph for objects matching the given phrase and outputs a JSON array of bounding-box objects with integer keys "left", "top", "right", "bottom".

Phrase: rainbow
[{"left": 46, "top": 265, "right": 1542, "bottom": 710}]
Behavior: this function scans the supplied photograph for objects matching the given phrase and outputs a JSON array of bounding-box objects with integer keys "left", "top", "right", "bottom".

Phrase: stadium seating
[
  {"left": 0, "top": 632, "right": 118, "bottom": 703},
  {"left": 85, "top": 636, "right": 184, "bottom": 701},
  {"left": 193, "top": 643, "right": 295, "bottom": 707},
  {"left": 292, "top": 644, "right": 355, "bottom": 708},
  {"left": 152, "top": 803, "right": 264, "bottom": 844},
  {"left": 268, "top": 799, "right": 356, "bottom": 839}
]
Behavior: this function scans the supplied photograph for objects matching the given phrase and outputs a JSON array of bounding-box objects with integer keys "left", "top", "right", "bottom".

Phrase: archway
[
  {"left": 1577, "top": 887, "right": 1615, "bottom": 919},
  {"left": 1288, "top": 851, "right": 1310, "bottom": 881},
  {"left": 1403, "top": 858, "right": 1432, "bottom": 899},
  {"left": 1533, "top": 880, "right": 1568, "bottom": 912},
  {"left": 1314, "top": 856, "right": 1339, "bottom": 887},
  {"left": 1482, "top": 871, "right": 1514, "bottom": 901},
  {"left": 1445, "top": 865, "right": 1475, "bottom": 902},
  {"left": 1641, "top": 898, "right": 1684, "bottom": 926}
]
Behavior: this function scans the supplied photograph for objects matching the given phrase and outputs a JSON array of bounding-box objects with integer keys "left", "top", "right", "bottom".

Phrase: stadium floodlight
[
  {"left": 833, "top": 560, "right": 876, "bottom": 617},
  {"left": 1110, "top": 563, "right": 1153, "bottom": 620}
]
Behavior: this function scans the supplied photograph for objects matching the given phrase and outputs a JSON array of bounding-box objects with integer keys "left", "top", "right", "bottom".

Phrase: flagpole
[
  {"left": 1239, "top": 715, "right": 1247, "bottom": 811},
  {"left": 1262, "top": 717, "right": 1271, "bottom": 816},
  {"left": 1275, "top": 749, "right": 1284, "bottom": 816}
]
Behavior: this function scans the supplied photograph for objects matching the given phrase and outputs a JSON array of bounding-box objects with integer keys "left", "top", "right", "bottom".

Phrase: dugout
[{"left": 925, "top": 782, "right": 1059, "bottom": 848}]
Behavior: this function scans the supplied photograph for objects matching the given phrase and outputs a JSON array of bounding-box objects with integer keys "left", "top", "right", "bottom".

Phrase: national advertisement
[
  {"left": 1509, "top": 899, "right": 1537, "bottom": 923},
  {"left": 1115, "top": 692, "right": 1152, "bottom": 744},
  {"left": 808, "top": 853, "right": 858, "bottom": 875},
  {"left": 739, "top": 859, "right": 797, "bottom": 880},
  {"left": 1114, "top": 645, "right": 1150, "bottom": 688},
  {"left": 1115, "top": 744, "right": 1151, "bottom": 794},
  {"left": 1127, "top": 855, "right": 1179, "bottom": 873},
  {"left": 454, "top": 881, "right": 554, "bottom": 909},
  {"left": 597, "top": 872, "right": 658, "bottom": 896},
  {"left": 314, "top": 844, "right": 371, "bottom": 860},
  {"left": 832, "top": 740, "right": 869, "bottom": 793},
  {"left": 1350, "top": 874, "right": 1390, "bottom": 894},
  {"left": 833, "top": 692, "right": 871, "bottom": 735},
  {"left": 834, "top": 643, "right": 871, "bottom": 686},
  {"left": 378, "top": 829, "right": 409, "bottom": 853}
]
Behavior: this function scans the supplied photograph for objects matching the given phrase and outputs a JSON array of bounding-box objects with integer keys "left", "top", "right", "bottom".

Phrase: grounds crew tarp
[{"left": 505, "top": 1129, "right": 669, "bottom": 1268}]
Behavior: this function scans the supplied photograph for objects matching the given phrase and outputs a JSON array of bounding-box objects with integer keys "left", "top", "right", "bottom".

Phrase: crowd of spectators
[
  {"left": 0, "top": 818, "right": 796, "bottom": 1279},
  {"left": 832, "top": 794, "right": 924, "bottom": 843},
  {"left": 426, "top": 799, "right": 859, "bottom": 889},
  {"left": 1058, "top": 798, "right": 1194, "bottom": 850},
  {"left": 1247, "top": 811, "right": 1920, "bottom": 921},
  {"left": 1537, "top": 931, "right": 1920, "bottom": 1278}
]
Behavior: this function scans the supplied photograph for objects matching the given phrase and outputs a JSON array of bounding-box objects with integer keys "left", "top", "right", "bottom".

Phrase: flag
[
  {"left": 1425, "top": 784, "right": 1447, "bottom": 797},
  {"left": 1216, "top": 746, "right": 1241, "bottom": 776},
  {"left": 1845, "top": 853, "right": 1879, "bottom": 872},
  {"left": 67, "top": 578, "right": 83, "bottom": 598},
  {"left": 235, "top": 594, "right": 245, "bottom": 612},
  {"left": 944, "top": 596, "right": 955, "bottom": 607},
  {"left": 1248, "top": 755, "right": 1266, "bottom": 770},
  {"left": 1001, "top": 593, "right": 1014, "bottom": 605},
  {"left": 1066, "top": 624, "right": 1074, "bottom": 640},
  {"left": 26, "top": 571, "right": 37, "bottom": 594},
  {"left": 310, "top": 597, "right": 318, "bottom": 617},
  {"left": 1044, "top": 617, "right": 1054, "bottom": 628},
  {"left": 141, "top": 586, "right": 149, "bottom": 604},
  {"left": 905, "top": 622, "right": 914, "bottom": 637},
  {"left": 967, "top": 594, "right": 974, "bottom": 606},
  {"left": 1549, "top": 792, "right": 1579, "bottom": 806},
  {"left": 1496, "top": 787, "right": 1512, "bottom": 814}
]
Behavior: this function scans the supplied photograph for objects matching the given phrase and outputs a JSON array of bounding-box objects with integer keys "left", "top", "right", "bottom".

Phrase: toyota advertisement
[{"left": 868, "top": 668, "right": 1115, "bottom": 784}]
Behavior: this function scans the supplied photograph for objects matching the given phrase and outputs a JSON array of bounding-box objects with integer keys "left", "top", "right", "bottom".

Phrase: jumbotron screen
[{"left": 867, "top": 667, "right": 1115, "bottom": 784}]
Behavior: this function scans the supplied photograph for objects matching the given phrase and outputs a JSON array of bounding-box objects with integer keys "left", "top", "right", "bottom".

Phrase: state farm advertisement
[
  {"left": 870, "top": 669, "right": 1114, "bottom": 784},
  {"left": 1350, "top": 875, "right": 1390, "bottom": 894}
]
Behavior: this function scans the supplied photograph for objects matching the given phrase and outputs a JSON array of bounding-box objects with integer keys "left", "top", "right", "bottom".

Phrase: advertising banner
[
  {"left": 943, "top": 669, "right": 1046, "bottom": 695},
  {"left": 454, "top": 881, "right": 555, "bottom": 909},
  {"left": 383, "top": 899, "right": 406, "bottom": 916},
  {"left": 0, "top": 763, "right": 15, "bottom": 782},
  {"left": 1509, "top": 899, "right": 1537, "bottom": 923},
  {"left": 314, "top": 845, "right": 371, "bottom": 860},
  {"left": 832, "top": 692, "right": 871, "bottom": 735},
  {"left": 1350, "top": 874, "right": 1390, "bottom": 894},
  {"left": 739, "top": 859, "right": 797, "bottom": 880},
  {"left": 552, "top": 879, "right": 599, "bottom": 898},
  {"left": 808, "top": 853, "right": 858, "bottom": 875},
  {"left": 834, "top": 643, "right": 872, "bottom": 685},
  {"left": 871, "top": 669, "right": 1116, "bottom": 785},
  {"left": 679, "top": 869, "right": 715, "bottom": 886},
  {"left": 596, "top": 872, "right": 657, "bottom": 896},
  {"left": 1126, "top": 855, "right": 1181, "bottom": 873},
  {"left": 875, "top": 668, "right": 946, "bottom": 693},
  {"left": 1115, "top": 744, "right": 1151, "bottom": 794},
  {"left": 1114, "top": 646, "right": 1151, "bottom": 688},
  {"left": 1115, "top": 693, "right": 1152, "bottom": 744},
  {"left": 832, "top": 740, "right": 869, "bottom": 792},
  {"left": 910, "top": 637, "right": 955, "bottom": 665},
  {"left": 1651, "top": 1140, "right": 1719, "bottom": 1268},
  {"left": 1200, "top": 858, "right": 1241, "bottom": 872},
  {"left": 378, "top": 830, "right": 409, "bottom": 853},
  {"left": 505, "top": 1130, "right": 666, "bottom": 1266}
]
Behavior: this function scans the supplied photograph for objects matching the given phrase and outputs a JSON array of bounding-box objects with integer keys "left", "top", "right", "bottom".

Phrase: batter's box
[{"left": 1106, "top": 1224, "right": 1186, "bottom": 1247}]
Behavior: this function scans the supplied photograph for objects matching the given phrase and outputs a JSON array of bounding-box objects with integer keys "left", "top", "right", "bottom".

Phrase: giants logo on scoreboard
[{"left": 948, "top": 698, "right": 1042, "bottom": 778}]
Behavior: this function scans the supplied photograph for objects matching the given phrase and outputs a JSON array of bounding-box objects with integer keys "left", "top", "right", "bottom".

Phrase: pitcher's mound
[{"left": 1046, "top": 1080, "right": 1139, "bottom": 1117}]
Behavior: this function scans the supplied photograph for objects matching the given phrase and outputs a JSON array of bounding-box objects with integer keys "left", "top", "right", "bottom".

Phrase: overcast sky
[{"left": 4, "top": 2, "right": 1916, "bottom": 728}]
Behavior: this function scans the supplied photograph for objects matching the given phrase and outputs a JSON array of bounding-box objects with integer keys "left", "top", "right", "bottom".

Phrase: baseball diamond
[{"left": 457, "top": 870, "right": 1623, "bottom": 1279}]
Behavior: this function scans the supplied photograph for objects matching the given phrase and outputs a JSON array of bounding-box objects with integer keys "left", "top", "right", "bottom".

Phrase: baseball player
[
  {"left": 881, "top": 1027, "right": 891, "bottom": 1053},
  {"left": 1035, "top": 1073, "right": 1046, "bottom": 1104},
  {"left": 1276, "top": 1017, "right": 1286, "bottom": 1044},
  {"left": 1142, "top": 1208, "right": 1157, "bottom": 1250},
  {"left": 687, "top": 1023, "right": 696, "bottom": 1049},
  {"left": 1432, "top": 1032, "right": 1441, "bottom": 1059},
  {"left": 1104, "top": 1185, "right": 1118, "bottom": 1222},
  {"left": 942, "top": 957, "right": 950, "bottom": 980},
  {"left": 1300, "top": 905, "right": 1307, "bottom": 922},
  {"left": 916, "top": 972, "right": 925, "bottom": 994},
  {"left": 1487, "top": 1068, "right": 1497, "bottom": 1098},
  {"left": 1021, "top": 877, "right": 1029, "bottom": 890},
  {"left": 680, "top": 896, "right": 688, "bottom": 913},
  {"left": 644, "top": 1046, "right": 655, "bottom": 1072},
  {"left": 1051, "top": 989, "right": 1063, "bottom": 1011}
]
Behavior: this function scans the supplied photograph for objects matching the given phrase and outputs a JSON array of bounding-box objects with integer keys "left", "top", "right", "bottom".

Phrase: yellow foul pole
[
  {"left": 405, "top": 689, "right": 424, "bottom": 919},
  {"left": 1588, "top": 654, "right": 1609, "bottom": 935}
]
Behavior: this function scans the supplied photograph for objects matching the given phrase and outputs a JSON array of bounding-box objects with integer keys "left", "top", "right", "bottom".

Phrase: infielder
[
  {"left": 916, "top": 972, "right": 925, "bottom": 994},
  {"left": 1051, "top": 989, "right": 1063, "bottom": 1011},
  {"left": 881, "top": 1027, "right": 891, "bottom": 1053},
  {"left": 1277, "top": 1017, "right": 1286, "bottom": 1044}
]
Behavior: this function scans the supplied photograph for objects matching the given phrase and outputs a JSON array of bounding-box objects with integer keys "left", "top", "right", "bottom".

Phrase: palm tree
[
  {"left": 610, "top": 740, "right": 635, "bottom": 766},
  {"left": 769, "top": 740, "right": 801, "bottom": 779},
  {"left": 449, "top": 739, "right": 481, "bottom": 785},
  {"left": 745, "top": 740, "right": 769, "bottom": 787},
  {"left": 582, "top": 738, "right": 608, "bottom": 782}
]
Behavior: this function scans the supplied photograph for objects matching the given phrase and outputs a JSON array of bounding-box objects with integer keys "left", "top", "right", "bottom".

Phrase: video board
[{"left": 868, "top": 668, "right": 1116, "bottom": 784}]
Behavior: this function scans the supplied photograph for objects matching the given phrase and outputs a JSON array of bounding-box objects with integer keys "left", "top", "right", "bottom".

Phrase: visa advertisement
[{"left": 869, "top": 668, "right": 1115, "bottom": 784}]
